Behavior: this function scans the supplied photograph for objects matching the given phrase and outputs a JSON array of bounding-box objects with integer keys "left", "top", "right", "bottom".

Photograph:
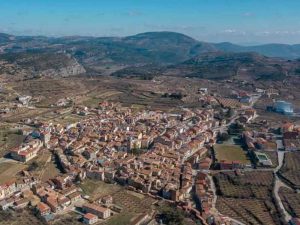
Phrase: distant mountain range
[
  {"left": 167, "top": 52, "right": 296, "bottom": 80},
  {"left": 1, "top": 31, "right": 300, "bottom": 59},
  {"left": 215, "top": 42, "right": 300, "bottom": 59},
  {"left": 1, "top": 31, "right": 300, "bottom": 80}
]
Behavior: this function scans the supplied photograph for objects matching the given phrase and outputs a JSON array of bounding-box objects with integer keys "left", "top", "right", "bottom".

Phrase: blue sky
[{"left": 1, "top": 0, "right": 300, "bottom": 44}]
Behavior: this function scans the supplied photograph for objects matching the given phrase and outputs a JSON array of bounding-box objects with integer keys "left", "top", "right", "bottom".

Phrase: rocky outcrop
[
  {"left": 37, "top": 57, "right": 86, "bottom": 77},
  {"left": 0, "top": 52, "right": 86, "bottom": 78}
]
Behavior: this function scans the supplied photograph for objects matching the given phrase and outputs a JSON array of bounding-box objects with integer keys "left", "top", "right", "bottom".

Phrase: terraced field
[
  {"left": 214, "top": 171, "right": 282, "bottom": 225},
  {"left": 279, "top": 187, "right": 300, "bottom": 218},
  {"left": 217, "top": 197, "right": 279, "bottom": 225},
  {"left": 214, "top": 171, "right": 274, "bottom": 199},
  {"left": 279, "top": 151, "right": 300, "bottom": 189}
]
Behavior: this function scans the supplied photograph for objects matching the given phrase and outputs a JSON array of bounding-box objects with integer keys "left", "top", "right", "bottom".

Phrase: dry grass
[
  {"left": 28, "top": 151, "right": 61, "bottom": 181},
  {"left": 0, "top": 162, "right": 27, "bottom": 185},
  {"left": 79, "top": 179, "right": 156, "bottom": 225},
  {"left": 79, "top": 179, "right": 122, "bottom": 201}
]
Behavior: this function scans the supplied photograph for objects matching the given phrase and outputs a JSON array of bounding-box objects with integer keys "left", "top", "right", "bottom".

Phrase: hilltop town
[{"left": 0, "top": 73, "right": 300, "bottom": 225}]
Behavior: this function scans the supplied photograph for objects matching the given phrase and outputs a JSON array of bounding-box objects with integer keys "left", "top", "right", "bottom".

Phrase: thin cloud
[
  {"left": 223, "top": 29, "right": 236, "bottom": 33},
  {"left": 123, "top": 10, "right": 144, "bottom": 17},
  {"left": 243, "top": 12, "right": 254, "bottom": 17}
]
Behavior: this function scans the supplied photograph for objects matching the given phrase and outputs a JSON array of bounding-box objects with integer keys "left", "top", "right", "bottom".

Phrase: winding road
[{"left": 273, "top": 150, "right": 293, "bottom": 223}]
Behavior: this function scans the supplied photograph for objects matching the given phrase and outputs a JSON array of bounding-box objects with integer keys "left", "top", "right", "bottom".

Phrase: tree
[
  {"left": 28, "top": 161, "right": 39, "bottom": 171},
  {"left": 219, "top": 132, "right": 230, "bottom": 141},
  {"left": 159, "top": 207, "right": 185, "bottom": 225},
  {"left": 226, "top": 108, "right": 235, "bottom": 118}
]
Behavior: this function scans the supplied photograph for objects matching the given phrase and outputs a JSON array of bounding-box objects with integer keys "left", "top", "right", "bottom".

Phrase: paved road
[
  {"left": 207, "top": 174, "right": 217, "bottom": 209},
  {"left": 273, "top": 151, "right": 292, "bottom": 222}
]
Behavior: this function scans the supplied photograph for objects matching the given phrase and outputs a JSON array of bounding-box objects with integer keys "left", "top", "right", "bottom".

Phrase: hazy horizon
[
  {"left": 1, "top": 0, "right": 300, "bottom": 44},
  {"left": 1, "top": 30, "right": 300, "bottom": 46}
]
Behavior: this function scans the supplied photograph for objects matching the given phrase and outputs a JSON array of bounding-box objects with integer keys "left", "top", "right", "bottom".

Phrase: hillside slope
[
  {"left": 164, "top": 52, "right": 300, "bottom": 80},
  {"left": 0, "top": 52, "right": 85, "bottom": 78}
]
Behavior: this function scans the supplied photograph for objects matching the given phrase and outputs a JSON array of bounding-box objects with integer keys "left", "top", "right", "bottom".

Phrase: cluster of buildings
[
  {"left": 0, "top": 175, "right": 39, "bottom": 211},
  {"left": 237, "top": 108, "right": 257, "bottom": 124},
  {"left": 243, "top": 121, "right": 300, "bottom": 167},
  {"left": 282, "top": 122, "right": 300, "bottom": 151},
  {"left": 195, "top": 172, "right": 213, "bottom": 217},
  {"left": 243, "top": 131, "right": 276, "bottom": 166},
  {"left": 50, "top": 103, "right": 219, "bottom": 201},
  {"left": 233, "top": 91, "right": 254, "bottom": 104},
  {"left": 10, "top": 130, "right": 50, "bottom": 162},
  {"left": 2, "top": 101, "right": 221, "bottom": 223},
  {"left": 0, "top": 170, "right": 84, "bottom": 222}
]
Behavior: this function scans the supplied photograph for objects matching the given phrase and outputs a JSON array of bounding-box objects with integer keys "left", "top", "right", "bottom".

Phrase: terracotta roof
[
  {"left": 84, "top": 213, "right": 98, "bottom": 220},
  {"left": 37, "top": 202, "right": 50, "bottom": 213}
]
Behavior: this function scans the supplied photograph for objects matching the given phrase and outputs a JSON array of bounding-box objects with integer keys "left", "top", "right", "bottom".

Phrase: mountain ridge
[
  {"left": 1, "top": 31, "right": 300, "bottom": 59},
  {"left": 1, "top": 31, "right": 300, "bottom": 81}
]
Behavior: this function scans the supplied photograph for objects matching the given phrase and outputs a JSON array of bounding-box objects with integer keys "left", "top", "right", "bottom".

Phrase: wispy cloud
[
  {"left": 123, "top": 10, "right": 144, "bottom": 17},
  {"left": 144, "top": 23, "right": 205, "bottom": 32},
  {"left": 243, "top": 12, "right": 254, "bottom": 17},
  {"left": 223, "top": 29, "right": 237, "bottom": 33},
  {"left": 255, "top": 30, "right": 300, "bottom": 36}
]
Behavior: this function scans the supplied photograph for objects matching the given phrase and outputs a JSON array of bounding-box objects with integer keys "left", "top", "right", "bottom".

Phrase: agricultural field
[
  {"left": 0, "top": 161, "right": 27, "bottom": 185},
  {"left": 214, "top": 171, "right": 282, "bottom": 225},
  {"left": 213, "top": 171, "right": 274, "bottom": 199},
  {"left": 279, "top": 151, "right": 300, "bottom": 189},
  {"left": 279, "top": 187, "right": 300, "bottom": 218},
  {"left": 214, "top": 144, "right": 251, "bottom": 165},
  {"left": 217, "top": 197, "right": 281, "bottom": 225}
]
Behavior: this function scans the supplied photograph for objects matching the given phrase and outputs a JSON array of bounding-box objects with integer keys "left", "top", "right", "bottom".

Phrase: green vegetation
[
  {"left": 158, "top": 205, "right": 185, "bottom": 225},
  {"left": 28, "top": 161, "right": 40, "bottom": 171},
  {"left": 214, "top": 144, "right": 250, "bottom": 165},
  {"left": 228, "top": 122, "right": 245, "bottom": 135},
  {"left": 161, "top": 92, "right": 185, "bottom": 100},
  {"left": 218, "top": 132, "right": 230, "bottom": 142},
  {"left": 0, "top": 127, "right": 24, "bottom": 157}
]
